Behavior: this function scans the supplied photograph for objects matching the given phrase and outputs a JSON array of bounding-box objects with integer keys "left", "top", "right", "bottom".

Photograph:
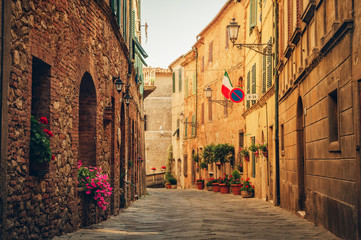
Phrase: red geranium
[
  {"left": 39, "top": 117, "right": 48, "bottom": 125},
  {"left": 151, "top": 167, "right": 156, "bottom": 171},
  {"left": 43, "top": 129, "right": 54, "bottom": 137},
  {"left": 52, "top": 155, "right": 55, "bottom": 160},
  {"left": 161, "top": 166, "right": 166, "bottom": 169}
]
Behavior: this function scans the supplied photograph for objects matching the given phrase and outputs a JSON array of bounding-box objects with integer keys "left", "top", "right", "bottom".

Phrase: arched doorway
[
  {"left": 297, "top": 97, "right": 305, "bottom": 211},
  {"left": 79, "top": 72, "right": 96, "bottom": 167},
  {"left": 119, "top": 103, "right": 126, "bottom": 208}
]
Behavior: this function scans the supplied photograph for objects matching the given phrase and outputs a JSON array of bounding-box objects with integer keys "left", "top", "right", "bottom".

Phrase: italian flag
[{"left": 221, "top": 71, "right": 233, "bottom": 99}]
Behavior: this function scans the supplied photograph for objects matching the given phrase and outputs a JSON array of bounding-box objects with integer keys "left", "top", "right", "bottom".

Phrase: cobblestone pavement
[{"left": 54, "top": 188, "right": 340, "bottom": 240}]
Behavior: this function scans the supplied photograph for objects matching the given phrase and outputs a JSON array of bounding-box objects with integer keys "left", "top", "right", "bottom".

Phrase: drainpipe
[
  {"left": 0, "top": 0, "right": 10, "bottom": 238},
  {"left": 274, "top": 0, "right": 280, "bottom": 206}
]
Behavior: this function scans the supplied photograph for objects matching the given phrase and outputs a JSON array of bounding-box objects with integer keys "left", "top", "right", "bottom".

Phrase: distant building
[{"left": 144, "top": 67, "right": 172, "bottom": 175}]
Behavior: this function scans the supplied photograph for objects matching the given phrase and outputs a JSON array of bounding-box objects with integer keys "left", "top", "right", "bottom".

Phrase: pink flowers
[{"left": 78, "top": 160, "right": 112, "bottom": 211}]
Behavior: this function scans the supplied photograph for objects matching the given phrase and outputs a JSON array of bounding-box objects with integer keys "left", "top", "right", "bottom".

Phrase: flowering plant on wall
[
  {"left": 240, "top": 178, "right": 255, "bottom": 192},
  {"left": 30, "top": 116, "right": 54, "bottom": 163},
  {"left": 151, "top": 167, "right": 156, "bottom": 172},
  {"left": 78, "top": 160, "right": 113, "bottom": 210}
]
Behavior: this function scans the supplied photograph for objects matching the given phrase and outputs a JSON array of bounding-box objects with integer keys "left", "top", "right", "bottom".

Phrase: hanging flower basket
[
  {"left": 262, "top": 151, "right": 268, "bottom": 158},
  {"left": 254, "top": 151, "right": 259, "bottom": 157},
  {"left": 244, "top": 156, "right": 250, "bottom": 162}
]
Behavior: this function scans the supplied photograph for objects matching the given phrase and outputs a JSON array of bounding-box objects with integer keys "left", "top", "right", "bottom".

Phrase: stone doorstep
[{"left": 297, "top": 210, "right": 306, "bottom": 219}]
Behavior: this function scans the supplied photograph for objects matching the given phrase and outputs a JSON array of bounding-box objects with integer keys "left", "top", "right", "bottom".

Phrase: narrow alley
[{"left": 54, "top": 189, "right": 338, "bottom": 240}]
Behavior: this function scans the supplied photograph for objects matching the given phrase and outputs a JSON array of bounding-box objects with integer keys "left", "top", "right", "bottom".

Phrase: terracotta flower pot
[
  {"left": 171, "top": 185, "right": 177, "bottom": 189},
  {"left": 231, "top": 184, "right": 241, "bottom": 195},
  {"left": 241, "top": 190, "right": 254, "bottom": 198},
  {"left": 165, "top": 183, "right": 171, "bottom": 189},
  {"left": 212, "top": 183, "right": 220, "bottom": 192},
  {"left": 196, "top": 182, "right": 204, "bottom": 190},
  {"left": 244, "top": 156, "right": 250, "bottom": 162},
  {"left": 207, "top": 185, "right": 213, "bottom": 191},
  {"left": 219, "top": 184, "right": 230, "bottom": 194}
]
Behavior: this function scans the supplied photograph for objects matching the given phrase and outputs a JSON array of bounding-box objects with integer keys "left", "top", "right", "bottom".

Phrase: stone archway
[
  {"left": 78, "top": 72, "right": 97, "bottom": 227},
  {"left": 297, "top": 97, "right": 305, "bottom": 211},
  {"left": 79, "top": 72, "right": 97, "bottom": 167}
]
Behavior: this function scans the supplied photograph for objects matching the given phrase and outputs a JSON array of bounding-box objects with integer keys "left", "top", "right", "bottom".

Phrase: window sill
[{"left": 329, "top": 141, "right": 341, "bottom": 152}]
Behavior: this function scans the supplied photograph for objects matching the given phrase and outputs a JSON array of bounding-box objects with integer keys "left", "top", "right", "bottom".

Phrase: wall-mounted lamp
[
  {"left": 123, "top": 92, "right": 132, "bottom": 106},
  {"left": 113, "top": 77, "right": 124, "bottom": 93},
  {"left": 204, "top": 86, "right": 232, "bottom": 107},
  {"left": 227, "top": 18, "right": 272, "bottom": 55}
]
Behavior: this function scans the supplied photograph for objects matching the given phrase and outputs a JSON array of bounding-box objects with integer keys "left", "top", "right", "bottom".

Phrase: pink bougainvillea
[{"left": 78, "top": 160, "right": 112, "bottom": 210}]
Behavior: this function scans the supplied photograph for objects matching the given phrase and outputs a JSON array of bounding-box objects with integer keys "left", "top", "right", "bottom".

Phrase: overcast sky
[{"left": 141, "top": 0, "right": 228, "bottom": 69}]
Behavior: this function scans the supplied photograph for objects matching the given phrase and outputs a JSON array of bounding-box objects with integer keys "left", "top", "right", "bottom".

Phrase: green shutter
[
  {"left": 267, "top": 39, "right": 272, "bottom": 88},
  {"left": 131, "top": 10, "right": 135, "bottom": 36},
  {"left": 263, "top": 54, "right": 266, "bottom": 93},
  {"left": 252, "top": 64, "right": 256, "bottom": 105},
  {"left": 185, "top": 117, "right": 188, "bottom": 138},
  {"left": 192, "top": 73, "right": 196, "bottom": 94},
  {"left": 179, "top": 69, "right": 182, "bottom": 91},
  {"left": 247, "top": 71, "right": 250, "bottom": 108},
  {"left": 173, "top": 72, "right": 175, "bottom": 92},
  {"left": 185, "top": 77, "right": 188, "bottom": 97},
  {"left": 250, "top": 0, "right": 257, "bottom": 30},
  {"left": 252, "top": 137, "right": 256, "bottom": 178},
  {"left": 123, "top": 0, "right": 127, "bottom": 38}
]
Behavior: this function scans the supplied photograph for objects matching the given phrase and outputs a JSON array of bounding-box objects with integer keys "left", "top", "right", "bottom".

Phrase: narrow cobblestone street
[{"left": 54, "top": 189, "right": 339, "bottom": 240}]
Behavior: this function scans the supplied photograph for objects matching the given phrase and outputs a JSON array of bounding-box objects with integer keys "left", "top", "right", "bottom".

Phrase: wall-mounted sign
[
  {"left": 246, "top": 94, "right": 259, "bottom": 101},
  {"left": 230, "top": 88, "right": 245, "bottom": 103}
]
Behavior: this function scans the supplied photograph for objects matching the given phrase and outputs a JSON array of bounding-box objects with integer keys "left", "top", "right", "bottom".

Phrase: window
[
  {"left": 192, "top": 74, "right": 196, "bottom": 95},
  {"left": 239, "top": 132, "right": 244, "bottom": 149},
  {"left": 172, "top": 72, "right": 175, "bottom": 93},
  {"left": 281, "top": 124, "right": 285, "bottom": 151},
  {"left": 208, "top": 41, "right": 213, "bottom": 63},
  {"left": 110, "top": 0, "right": 122, "bottom": 25},
  {"left": 251, "top": 64, "right": 256, "bottom": 105},
  {"left": 247, "top": 71, "right": 251, "bottom": 108},
  {"left": 208, "top": 99, "right": 212, "bottom": 121},
  {"left": 183, "top": 155, "right": 188, "bottom": 177},
  {"left": 263, "top": 55, "right": 267, "bottom": 93},
  {"left": 179, "top": 69, "right": 182, "bottom": 92},
  {"left": 123, "top": 0, "right": 127, "bottom": 38},
  {"left": 250, "top": 0, "right": 257, "bottom": 31},
  {"left": 185, "top": 117, "right": 188, "bottom": 138},
  {"left": 251, "top": 136, "right": 256, "bottom": 178},
  {"left": 328, "top": 89, "right": 339, "bottom": 143},
  {"left": 144, "top": 115, "right": 147, "bottom": 131},
  {"left": 267, "top": 41, "right": 273, "bottom": 88},
  {"left": 191, "top": 115, "right": 196, "bottom": 137}
]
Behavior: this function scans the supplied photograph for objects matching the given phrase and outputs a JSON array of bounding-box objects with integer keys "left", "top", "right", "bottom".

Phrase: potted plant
[
  {"left": 200, "top": 162, "right": 208, "bottom": 170},
  {"left": 219, "top": 174, "right": 230, "bottom": 194},
  {"left": 169, "top": 177, "right": 177, "bottom": 189},
  {"left": 240, "top": 148, "right": 250, "bottom": 162},
  {"left": 29, "top": 116, "right": 55, "bottom": 176},
  {"left": 195, "top": 178, "right": 204, "bottom": 190},
  {"left": 230, "top": 169, "right": 242, "bottom": 195},
  {"left": 161, "top": 166, "right": 167, "bottom": 172},
  {"left": 206, "top": 178, "right": 215, "bottom": 191},
  {"left": 249, "top": 143, "right": 259, "bottom": 157},
  {"left": 258, "top": 143, "right": 268, "bottom": 158},
  {"left": 212, "top": 178, "right": 220, "bottom": 192},
  {"left": 240, "top": 178, "right": 255, "bottom": 198},
  {"left": 151, "top": 167, "right": 156, "bottom": 173}
]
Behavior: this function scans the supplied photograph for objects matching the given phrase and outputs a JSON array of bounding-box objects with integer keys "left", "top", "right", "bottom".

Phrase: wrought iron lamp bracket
[
  {"left": 234, "top": 43, "right": 273, "bottom": 56},
  {"left": 209, "top": 99, "right": 233, "bottom": 107}
]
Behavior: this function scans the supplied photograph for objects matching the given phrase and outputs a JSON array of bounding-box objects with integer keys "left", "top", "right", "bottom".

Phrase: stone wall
[{"left": 7, "top": 0, "right": 144, "bottom": 239}]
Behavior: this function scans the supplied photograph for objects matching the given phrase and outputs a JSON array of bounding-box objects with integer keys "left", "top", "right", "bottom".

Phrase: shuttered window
[
  {"left": 172, "top": 72, "right": 175, "bottom": 92},
  {"left": 250, "top": 0, "right": 257, "bottom": 30},
  {"left": 191, "top": 115, "right": 196, "bottom": 137},
  {"left": 123, "top": 0, "right": 127, "bottom": 38},
  {"left": 185, "top": 117, "right": 188, "bottom": 138},
  {"left": 247, "top": 71, "right": 250, "bottom": 108},
  {"left": 262, "top": 54, "right": 266, "bottom": 93},
  {"left": 252, "top": 64, "right": 256, "bottom": 105},
  {"left": 267, "top": 49, "right": 272, "bottom": 88},
  {"left": 131, "top": 10, "right": 135, "bottom": 36},
  {"left": 179, "top": 69, "right": 182, "bottom": 92}
]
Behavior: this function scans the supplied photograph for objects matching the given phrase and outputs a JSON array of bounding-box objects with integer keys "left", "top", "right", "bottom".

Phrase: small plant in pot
[
  {"left": 240, "top": 178, "right": 255, "bottom": 198},
  {"left": 248, "top": 144, "right": 259, "bottom": 157},
  {"left": 230, "top": 169, "right": 242, "bottom": 195},
  {"left": 258, "top": 143, "right": 268, "bottom": 158},
  {"left": 195, "top": 178, "right": 204, "bottom": 190},
  {"left": 211, "top": 178, "right": 220, "bottom": 192},
  {"left": 240, "top": 148, "right": 250, "bottom": 162},
  {"left": 206, "top": 178, "right": 216, "bottom": 191},
  {"left": 218, "top": 174, "right": 231, "bottom": 194}
]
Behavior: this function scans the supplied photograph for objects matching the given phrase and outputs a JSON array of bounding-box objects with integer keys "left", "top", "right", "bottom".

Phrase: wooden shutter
[
  {"left": 263, "top": 54, "right": 266, "bottom": 93},
  {"left": 179, "top": 69, "right": 182, "bottom": 91},
  {"left": 185, "top": 117, "right": 188, "bottom": 138},
  {"left": 247, "top": 71, "right": 250, "bottom": 108},
  {"left": 123, "top": 0, "right": 127, "bottom": 38},
  {"left": 172, "top": 72, "right": 175, "bottom": 92},
  {"left": 191, "top": 115, "right": 196, "bottom": 136},
  {"left": 250, "top": 0, "right": 257, "bottom": 29},
  {"left": 252, "top": 137, "right": 256, "bottom": 177},
  {"left": 267, "top": 53, "right": 272, "bottom": 88},
  {"left": 131, "top": 10, "right": 135, "bottom": 36},
  {"left": 252, "top": 64, "right": 256, "bottom": 105}
]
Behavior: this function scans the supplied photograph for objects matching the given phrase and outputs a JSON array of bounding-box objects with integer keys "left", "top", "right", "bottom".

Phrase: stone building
[
  {"left": 277, "top": 0, "right": 360, "bottom": 238},
  {"left": 1, "top": 0, "right": 147, "bottom": 239},
  {"left": 143, "top": 67, "right": 172, "bottom": 174},
  {"left": 171, "top": 1, "right": 247, "bottom": 189},
  {"left": 169, "top": 56, "right": 185, "bottom": 187}
]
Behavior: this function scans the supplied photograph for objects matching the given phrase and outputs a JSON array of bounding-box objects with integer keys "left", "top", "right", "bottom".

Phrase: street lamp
[
  {"left": 113, "top": 77, "right": 124, "bottom": 93},
  {"left": 227, "top": 18, "right": 272, "bottom": 55},
  {"left": 204, "top": 86, "right": 232, "bottom": 107},
  {"left": 123, "top": 92, "right": 132, "bottom": 106}
]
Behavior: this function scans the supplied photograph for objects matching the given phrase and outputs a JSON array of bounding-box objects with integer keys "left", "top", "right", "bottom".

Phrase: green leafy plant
[
  {"left": 248, "top": 143, "right": 259, "bottom": 153},
  {"left": 168, "top": 177, "right": 177, "bottom": 185},
  {"left": 200, "top": 162, "right": 208, "bottom": 170},
  {"left": 214, "top": 143, "right": 235, "bottom": 164},
  {"left": 206, "top": 178, "right": 218, "bottom": 187},
  {"left": 241, "top": 178, "right": 255, "bottom": 192},
  {"left": 202, "top": 144, "right": 216, "bottom": 164},
  {"left": 192, "top": 153, "right": 201, "bottom": 163},
  {"left": 30, "top": 116, "right": 54, "bottom": 163},
  {"left": 230, "top": 169, "right": 241, "bottom": 184},
  {"left": 196, "top": 178, "right": 204, "bottom": 183},
  {"left": 240, "top": 148, "right": 249, "bottom": 157},
  {"left": 258, "top": 143, "right": 268, "bottom": 152},
  {"left": 218, "top": 174, "right": 231, "bottom": 186},
  {"left": 128, "top": 160, "right": 134, "bottom": 168}
]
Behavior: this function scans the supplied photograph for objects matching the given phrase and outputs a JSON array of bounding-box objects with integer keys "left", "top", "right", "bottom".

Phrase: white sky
[{"left": 141, "top": 0, "right": 228, "bottom": 69}]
